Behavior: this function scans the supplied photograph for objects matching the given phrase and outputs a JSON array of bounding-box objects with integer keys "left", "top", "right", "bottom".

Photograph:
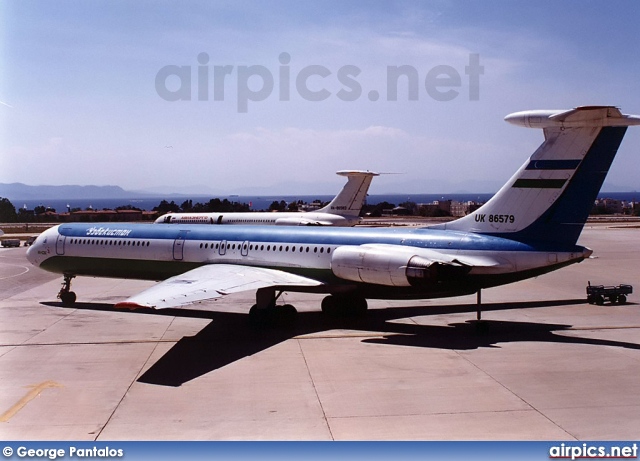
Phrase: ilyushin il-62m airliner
[
  {"left": 26, "top": 106, "right": 640, "bottom": 322},
  {"left": 155, "top": 170, "right": 378, "bottom": 227}
]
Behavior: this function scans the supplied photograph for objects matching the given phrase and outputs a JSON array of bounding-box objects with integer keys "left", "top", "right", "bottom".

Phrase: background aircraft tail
[
  {"left": 436, "top": 106, "right": 640, "bottom": 247},
  {"left": 317, "top": 170, "right": 379, "bottom": 217}
]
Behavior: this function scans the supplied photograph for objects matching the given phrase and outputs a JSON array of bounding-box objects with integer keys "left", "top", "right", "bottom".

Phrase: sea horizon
[{"left": 11, "top": 191, "right": 640, "bottom": 213}]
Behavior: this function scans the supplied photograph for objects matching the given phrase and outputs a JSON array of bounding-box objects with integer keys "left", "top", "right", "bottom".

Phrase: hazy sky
[{"left": 2, "top": 1, "right": 640, "bottom": 194}]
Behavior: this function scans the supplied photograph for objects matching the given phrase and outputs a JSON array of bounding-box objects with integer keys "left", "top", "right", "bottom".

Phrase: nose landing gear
[{"left": 57, "top": 274, "right": 77, "bottom": 306}]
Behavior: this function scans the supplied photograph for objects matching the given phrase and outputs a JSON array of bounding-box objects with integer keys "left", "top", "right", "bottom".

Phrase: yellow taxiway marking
[{"left": 0, "top": 381, "right": 62, "bottom": 423}]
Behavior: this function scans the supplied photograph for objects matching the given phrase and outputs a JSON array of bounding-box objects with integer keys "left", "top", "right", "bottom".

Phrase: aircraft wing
[
  {"left": 298, "top": 220, "right": 334, "bottom": 226},
  {"left": 274, "top": 217, "right": 334, "bottom": 226},
  {"left": 114, "top": 264, "right": 324, "bottom": 309}
]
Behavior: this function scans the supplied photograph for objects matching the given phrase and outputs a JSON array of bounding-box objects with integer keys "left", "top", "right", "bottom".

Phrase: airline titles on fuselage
[{"left": 86, "top": 227, "right": 133, "bottom": 237}]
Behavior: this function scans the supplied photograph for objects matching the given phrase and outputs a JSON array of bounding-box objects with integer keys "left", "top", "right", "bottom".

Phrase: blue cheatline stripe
[
  {"left": 57, "top": 222, "right": 537, "bottom": 252},
  {"left": 512, "top": 178, "right": 567, "bottom": 189},
  {"left": 525, "top": 159, "right": 581, "bottom": 170}
]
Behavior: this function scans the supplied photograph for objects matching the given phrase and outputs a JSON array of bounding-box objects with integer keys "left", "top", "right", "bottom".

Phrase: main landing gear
[
  {"left": 248, "top": 288, "right": 297, "bottom": 325},
  {"left": 248, "top": 289, "right": 370, "bottom": 324},
  {"left": 57, "top": 274, "right": 77, "bottom": 306},
  {"left": 320, "top": 294, "right": 368, "bottom": 317}
]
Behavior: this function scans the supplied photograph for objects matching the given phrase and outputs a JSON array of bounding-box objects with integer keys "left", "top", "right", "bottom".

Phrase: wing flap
[{"left": 114, "top": 264, "right": 323, "bottom": 309}]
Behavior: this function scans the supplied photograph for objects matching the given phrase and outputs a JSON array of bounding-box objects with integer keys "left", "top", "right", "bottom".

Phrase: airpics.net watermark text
[{"left": 155, "top": 52, "right": 483, "bottom": 113}]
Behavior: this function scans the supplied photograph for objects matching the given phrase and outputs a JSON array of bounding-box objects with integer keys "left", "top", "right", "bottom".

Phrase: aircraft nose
[
  {"left": 26, "top": 239, "right": 39, "bottom": 266},
  {"left": 26, "top": 226, "right": 57, "bottom": 267}
]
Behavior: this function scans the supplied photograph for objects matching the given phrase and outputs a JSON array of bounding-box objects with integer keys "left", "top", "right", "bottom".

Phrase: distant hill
[
  {"left": 0, "top": 183, "right": 159, "bottom": 200},
  {"left": 1, "top": 181, "right": 637, "bottom": 201}
]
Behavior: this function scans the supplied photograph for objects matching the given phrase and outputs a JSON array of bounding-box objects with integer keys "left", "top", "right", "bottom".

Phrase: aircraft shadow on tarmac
[{"left": 43, "top": 299, "right": 640, "bottom": 387}]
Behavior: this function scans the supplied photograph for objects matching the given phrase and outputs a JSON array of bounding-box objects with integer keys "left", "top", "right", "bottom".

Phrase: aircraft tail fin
[
  {"left": 317, "top": 170, "right": 379, "bottom": 217},
  {"left": 436, "top": 106, "right": 640, "bottom": 247}
]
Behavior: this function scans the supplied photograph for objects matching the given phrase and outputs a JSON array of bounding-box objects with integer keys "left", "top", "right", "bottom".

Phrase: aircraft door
[
  {"left": 173, "top": 230, "right": 189, "bottom": 260},
  {"left": 219, "top": 240, "right": 227, "bottom": 255},
  {"left": 56, "top": 234, "right": 66, "bottom": 255},
  {"left": 241, "top": 240, "right": 249, "bottom": 256}
]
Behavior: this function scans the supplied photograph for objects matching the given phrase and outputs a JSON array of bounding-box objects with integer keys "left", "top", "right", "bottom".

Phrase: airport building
[{"left": 418, "top": 200, "right": 484, "bottom": 217}]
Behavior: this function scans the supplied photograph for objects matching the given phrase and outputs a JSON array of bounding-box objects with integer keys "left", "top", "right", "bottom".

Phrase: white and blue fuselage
[{"left": 27, "top": 222, "right": 590, "bottom": 300}]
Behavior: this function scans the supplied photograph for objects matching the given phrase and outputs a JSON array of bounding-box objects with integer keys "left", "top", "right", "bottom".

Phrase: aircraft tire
[
  {"left": 321, "top": 295, "right": 367, "bottom": 317},
  {"left": 60, "top": 291, "right": 76, "bottom": 307},
  {"left": 349, "top": 296, "right": 368, "bottom": 315},
  {"left": 249, "top": 304, "right": 266, "bottom": 324},
  {"left": 321, "top": 296, "right": 338, "bottom": 316},
  {"left": 279, "top": 304, "right": 297, "bottom": 324},
  {"left": 249, "top": 304, "right": 297, "bottom": 326}
]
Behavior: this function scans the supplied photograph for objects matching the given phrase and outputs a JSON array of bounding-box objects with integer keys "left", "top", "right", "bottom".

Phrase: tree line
[
  {"left": 0, "top": 197, "right": 327, "bottom": 222},
  {"left": 3, "top": 196, "right": 637, "bottom": 223}
]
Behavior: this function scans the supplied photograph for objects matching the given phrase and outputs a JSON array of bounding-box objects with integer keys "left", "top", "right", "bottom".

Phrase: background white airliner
[
  {"left": 26, "top": 106, "right": 640, "bottom": 322},
  {"left": 154, "top": 170, "right": 379, "bottom": 227}
]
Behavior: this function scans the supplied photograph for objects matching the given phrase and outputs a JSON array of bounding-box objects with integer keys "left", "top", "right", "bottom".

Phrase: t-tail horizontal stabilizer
[
  {"left": 436, "top": 106, "right": 640, "bottom": 247},
  {"left": 316, "top": 170, "right": 379, "bottom": 217}
]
